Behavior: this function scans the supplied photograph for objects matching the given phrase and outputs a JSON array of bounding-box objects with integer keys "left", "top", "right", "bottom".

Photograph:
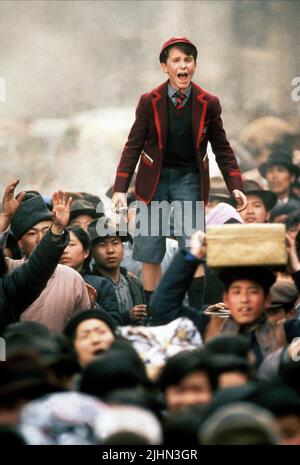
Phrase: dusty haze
[{"left": 0, "top": 0, "right": 299, "bottom": 201}]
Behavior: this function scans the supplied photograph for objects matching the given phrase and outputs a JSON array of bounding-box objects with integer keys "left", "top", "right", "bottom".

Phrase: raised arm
[
  {"left": 1, "top": 189, "right": 72, "bottom": 323},
  {"left": 150, "top": 231, "right": 209, "bottom": 333}
]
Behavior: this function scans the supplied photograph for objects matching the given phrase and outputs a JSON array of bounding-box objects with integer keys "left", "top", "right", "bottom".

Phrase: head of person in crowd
[
  {"left": 163, "top": 404, "right": 208, "bottom": 446},
  {"left": 0, "top": 351, "right": 61, "bottom": 426},
  {"left": 69, "top": 199, "right": 104, "bottom": 231},
  {"left": 10, "top": 192, "right": 53, "bottom": 257},
  {"left": 205, "top": 379, "right": 300, "bottom": 445},
  {"left": 199, "top": 402, "right": 280, "bottom": 445},
  {"left": 258, "top": 149, "right": 300, "bottom": 202},
  {"left": 3, "top": 321, "right": 80, "bottom": 388},
  {"left": 205, "top": 177, "right": 230, "bottom": 214},
  {"left": 229, "top": 180, "right": 277, "bottom": 224},
  {"left": 95, "top": 405, "right": 163, "bottom": 445},
  {"left": 285, "top": 209, "right": 300, "bottom": 240},
  {"left": 218, "top": 267, "right": 276, "bottom": 326},
  {"left": 266, "top": 278, "right": 298, "bottom": 323},
  {"left": 249, "top": 381, "right": 300, "bottom": 445},
  {"left": 60, "top": 226, "right": 91, "bottom": 273},
  {"left": 210, "top": 354, "right": 252, "bottom": 390},
  {"left": 88, "top": 217, "right": 129, "bottom": 277},
  {"left": 205, "top": 334, "right": 257, "bottom": 373},
  {"left": 105, "top": 386, "right": 163, "bottom": 423},
  {"left": 79, "top": 192, "right": 104, "bottom": 210},
  {"left": 63, "top": 309, "right": 117, "bottom": 367},
  {"left": 270, "top": 199, "right": 300, "bottom": 223},
  {"left": 79, "top": 341, "right": 150, "bottom": 401},
  {"left": 158, "top": 349, "right": 218, "bottom": 412}
]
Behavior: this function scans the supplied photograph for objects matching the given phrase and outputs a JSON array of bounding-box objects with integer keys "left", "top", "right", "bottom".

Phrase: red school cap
[{"left": 159, "top": 36, "right": 197, "bottom": 62}]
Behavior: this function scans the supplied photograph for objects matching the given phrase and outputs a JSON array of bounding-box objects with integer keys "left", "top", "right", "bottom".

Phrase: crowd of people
[
  {"left": 1, "top": 36, "right": 300, "bottom": 446},
  {"left": 0, "top": 145, "right": 300, "bottom": 445}
]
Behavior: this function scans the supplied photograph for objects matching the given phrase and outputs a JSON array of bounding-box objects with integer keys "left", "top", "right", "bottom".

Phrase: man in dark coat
[{"left": 0, "top": 179, "right": 72, "bottom": 333}]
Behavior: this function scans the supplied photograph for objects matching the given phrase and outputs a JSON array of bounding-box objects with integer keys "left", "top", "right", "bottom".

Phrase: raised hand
[
  {"left": 0, "top": 178, "right": 26, "bottom": 232},
  {"left": 189, "top": 230, "right": 206, "bottom": 259},
  {"left": 2, "top": 178, "right": 26, "bottom": 217},
  {"left": 51, "top": 191, "right": 73, "bottom": 234}
]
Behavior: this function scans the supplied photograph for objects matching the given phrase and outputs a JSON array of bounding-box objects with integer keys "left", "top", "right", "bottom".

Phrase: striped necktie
[{"left": 174, "top": 91, "right": 186, "bottom": 109}]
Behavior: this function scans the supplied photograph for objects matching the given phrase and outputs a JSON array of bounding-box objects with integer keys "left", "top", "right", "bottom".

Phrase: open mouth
[
  {"left": 177, "top": 72, "right": 188, "bottom": 81},
  {"left": 239, "top": 308, "right": 252, "bottom": 315},
  {"left": 93, "top": 349, "right": 103, "bottom": 356}
]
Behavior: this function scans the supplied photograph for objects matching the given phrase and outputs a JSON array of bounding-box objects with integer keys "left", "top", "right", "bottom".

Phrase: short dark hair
[
  {"left": 66, "top": 225, "right": 91, "bottom": 272},
  {"left": 219, "top": 267, "right": 276, "bottom": 296},
  {"left": 158, "top": 349, "right": 218, "bottom": 392},
  {"left": 159, "top": 43, "right": 197, "bottom": 64}
]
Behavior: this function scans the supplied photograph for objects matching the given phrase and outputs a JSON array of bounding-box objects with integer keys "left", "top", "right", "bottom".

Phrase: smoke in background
[{"left": 0, "top": 0, "right": 299, "bottom": 201}]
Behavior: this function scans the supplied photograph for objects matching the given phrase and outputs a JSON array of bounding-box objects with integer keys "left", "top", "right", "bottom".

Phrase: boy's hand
[
  {"left": 0, "top": 178, "right": 26, "bottom": 231},
  {"left": 51, "top": 191, "right": 72, "bottom": 234},
  {"left": 232, "top": 189, "right": 247, "bottom": 212},
  {"left": 111, "top": 192, "right": 127, "bottom": 213}
]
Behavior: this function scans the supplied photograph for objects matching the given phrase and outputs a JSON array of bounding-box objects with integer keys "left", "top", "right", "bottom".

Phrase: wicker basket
[{"left": 206, "top": 223, "right": 287, "bottom": 268}]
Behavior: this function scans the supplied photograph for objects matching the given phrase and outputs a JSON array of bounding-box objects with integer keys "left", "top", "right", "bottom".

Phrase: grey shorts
[{"left": 132, "top": 166, "right": 205, "bottom": 263}]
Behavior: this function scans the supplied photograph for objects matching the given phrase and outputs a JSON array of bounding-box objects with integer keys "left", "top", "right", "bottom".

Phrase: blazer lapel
[
  {"left": 191, "top": 82, "right": 208, "bottom": 150},
  {"left": 152, "top": 81, "right": 168, "bottom": 151}
]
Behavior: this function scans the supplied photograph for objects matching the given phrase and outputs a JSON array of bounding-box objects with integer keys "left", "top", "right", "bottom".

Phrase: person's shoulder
[
  {"left": 121, "top": 267, "right": 142, "bottom": 283},
  {"left": 84, "top": 273, "right": 112, "bottom": 287},
  {"left": 54, "top": 264, "right": 85, "bottom": 282}
]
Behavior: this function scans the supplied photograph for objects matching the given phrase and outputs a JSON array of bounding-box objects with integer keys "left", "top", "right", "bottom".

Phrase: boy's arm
[
  {"left": 207, "top": 96, "right": 246, "bottom": 211},
  {"left": 113, "top": 95, "right": 150, "bottom": 194},
  {"left": 2, "top": 229, "right": 69, "bottom": 317}
]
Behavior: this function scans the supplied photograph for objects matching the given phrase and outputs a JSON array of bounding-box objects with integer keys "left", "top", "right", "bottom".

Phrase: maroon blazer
[{"left": 113, "top": 80, "right": 243, "bottom": 204}]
